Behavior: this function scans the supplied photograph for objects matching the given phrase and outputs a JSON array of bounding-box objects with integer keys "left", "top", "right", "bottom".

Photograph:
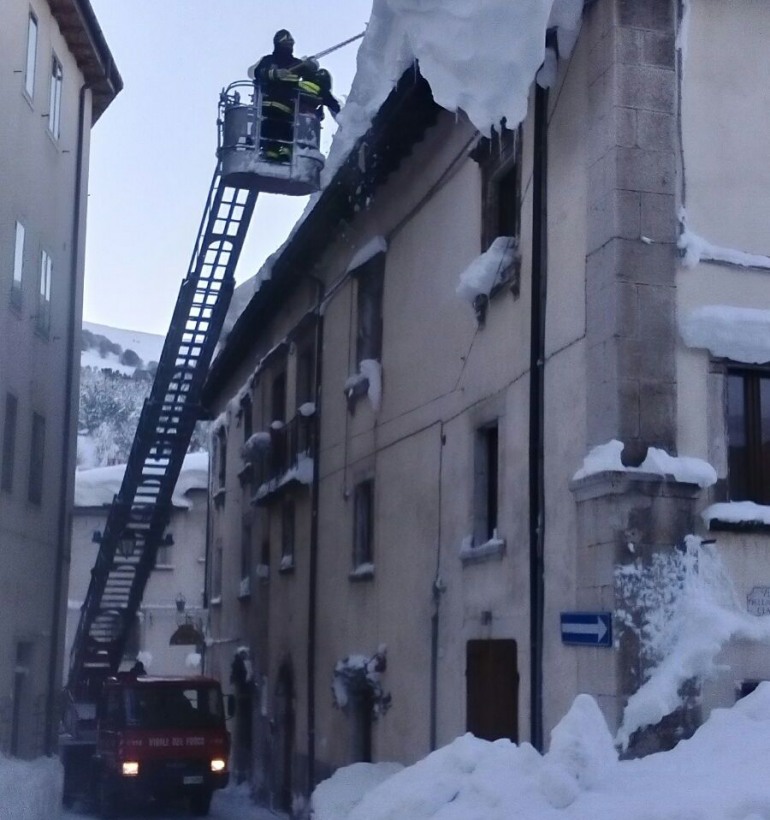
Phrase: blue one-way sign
[{"left": 560, "top": 612, "right": 612, "bottom": 647}]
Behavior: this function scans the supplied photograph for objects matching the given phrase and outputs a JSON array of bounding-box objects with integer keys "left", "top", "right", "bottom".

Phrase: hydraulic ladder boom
[{"left": 68, "top": 167, "right": 257, "bottom": 699}]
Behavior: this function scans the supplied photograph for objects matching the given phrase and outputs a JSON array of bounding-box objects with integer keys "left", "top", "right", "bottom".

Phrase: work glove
[{"left": 270, "top": 68, "right": 297, "bottom": 82}]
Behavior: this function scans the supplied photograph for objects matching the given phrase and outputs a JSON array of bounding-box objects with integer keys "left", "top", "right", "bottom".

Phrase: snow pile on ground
[
  {"left": 312, "top": 762, "right": 404, "bottom": 819},
  {"left": 572, "top": 439, "right": 717, "bottom": 488},
  {"left": 313, "top": 684, "right": 770, "bottom": 819},
  {"left": 74, "top": 452, "right": 208, "bottom": 508},
  {"left": 0, "top": 754, "right": 62, "bottom": 820}
]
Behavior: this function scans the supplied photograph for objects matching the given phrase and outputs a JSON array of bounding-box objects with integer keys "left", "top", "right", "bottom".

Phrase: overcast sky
[{"left": 84, "top": 1, "right": 370, "bottom": 335}]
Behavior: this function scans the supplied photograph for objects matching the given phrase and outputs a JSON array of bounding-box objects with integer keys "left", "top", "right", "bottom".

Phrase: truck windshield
[{"left": 123, "top": 686, "right": 224, "bottom": 730}]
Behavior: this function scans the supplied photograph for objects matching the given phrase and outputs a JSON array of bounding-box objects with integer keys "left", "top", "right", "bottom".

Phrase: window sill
[
  {"left": 153, "top": 564, "right": 174, "bottom": 571},
  {"left": 707, "top": 519, "right": 770, "bottom": 535},
  {"left": 212, "top": 487, "right": 226, "bottom": 508},
  {"left": 278, "top": 556, "right": 295, "bottom": 574},
  {"left": 460, "top": 536, "right": 506, "bottom": 565},
  {"left": 349, "top": 562, "right": 374, "bottom": 582},
  {"left": 209, "top": 596, "right": 222, "bottom": 607}
]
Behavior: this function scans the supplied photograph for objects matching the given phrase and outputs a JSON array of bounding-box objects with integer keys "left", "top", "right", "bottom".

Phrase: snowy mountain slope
[{"left": 81, "top": 320, "right": 164, "bottom": 376}]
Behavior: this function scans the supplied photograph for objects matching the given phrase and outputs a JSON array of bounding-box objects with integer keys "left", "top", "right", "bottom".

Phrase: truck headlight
[
  {"left": 122, "top": 761, "right": 139, "bottom": 777},
  {"left": 210, "top": 758, "right": 226, "bottom": 773}
]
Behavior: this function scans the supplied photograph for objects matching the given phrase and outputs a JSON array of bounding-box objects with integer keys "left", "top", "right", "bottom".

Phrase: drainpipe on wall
[
  {"left": 46, "top": 83, "right": 89, "bottom": 754},
  {"left": 307, "top": 279, "right": 325, "bottom": 796},
  {"left": 528, "top": 82, "right": 549, "bottom": 754},
  {"left": 429, "top": 423, "right": 446, "bottom": 751}
]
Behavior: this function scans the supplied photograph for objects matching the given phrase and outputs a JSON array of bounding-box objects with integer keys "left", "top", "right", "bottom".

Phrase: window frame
[
  {"left": 473, "top": 421, "right": 500, "bottom": 546},
  {"left": 48, "top": 53, "right": 63, "bottom": 139},
  {"left": 352, "top": 479, "right": 374, "bottom": 569},
  {"left": 11, "top": 222, "right": 25, "bottom": 312},
  {"left": 37, "top": 249, "right": 52, "bottom": 336},
  {"left": 471, "top": 125, "right": 522, "bottom": 298},
  {"left": 28, "top": 411, "right": 45, "bottom": 505},
  {"left": 280, "top": 496, "right": 295, "bottom": 571},
  {"left": 354, "top": 254, "right": 385, "bottom": 366},
  {"left": 726, "top": 366, "right": 770, "bottom": 505},
  {"left": 2, "top": 394, "right": 19, "bottom": 493},
  {"left": 24, "top": 12, "right": 38, "bottom": 99}
]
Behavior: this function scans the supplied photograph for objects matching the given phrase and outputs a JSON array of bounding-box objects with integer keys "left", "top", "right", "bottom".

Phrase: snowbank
[
  {"left": 74, "top": 452, "right": 208, "bottom": 509},
  {"left": 313, "top": 684, "right": 770, "bottom": 819},
  {"left": 0, "top": 754, "right": 62, "bottom": 820}
]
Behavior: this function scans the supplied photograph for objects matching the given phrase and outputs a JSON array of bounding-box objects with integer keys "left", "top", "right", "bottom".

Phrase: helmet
[{"left": 273, "top": 29, "right": 294, "bottom": 48}]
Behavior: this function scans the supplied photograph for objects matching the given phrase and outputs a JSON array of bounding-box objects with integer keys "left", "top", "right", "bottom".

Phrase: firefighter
[{"left": 249, "top": 31, "right": 340, "bottom": 161}]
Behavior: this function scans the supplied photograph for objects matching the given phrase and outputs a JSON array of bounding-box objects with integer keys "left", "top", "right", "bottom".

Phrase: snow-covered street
[{"left": 61, "top": 784, "right": 287, "bottom": 820}]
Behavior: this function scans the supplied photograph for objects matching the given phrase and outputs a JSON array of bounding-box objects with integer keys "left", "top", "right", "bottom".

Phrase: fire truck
[{"left": 61, "top": 77, "right": 327, "bottom": 816}]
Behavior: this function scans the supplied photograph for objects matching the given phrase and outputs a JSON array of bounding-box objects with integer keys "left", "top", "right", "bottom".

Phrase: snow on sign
[
  {"left": 747, "top": 586, "right": 770, "bottom": 616},
  {"left": 560, "top": 612, "right": 612, "bottom": 647}
]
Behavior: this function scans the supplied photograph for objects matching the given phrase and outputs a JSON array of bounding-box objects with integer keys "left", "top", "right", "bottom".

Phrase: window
[
  {"left": 37, "top": 250, "right": 52, "bottom": 335},
  {"left": 240, "top": 394, "right": 253, "bottom": 441},
  {"left": 280, "top": 497, "right": 295, "bottom": 570},
  {"left": 471, "top": 125, "right": 521, "bottom": 296},
  {"left": 296, "top": 345, "right": 314, "bottom": 409},
  {"left": 727, "top": 369, "right": 770, "bottom": 504},
  {"left": 2, "top": 394, "right": 18, "bottom": 493},
  {"left": 48, "top": 55, "right": 63, "bottom": 138},
  {"left": 211, "top": 541, "right": 223, "bottom": 601},
  {"left": 11, "top": 222, "right": 25, "bottom": 310},
  {"left": 473, "top": 422, "right": 499, "bottom": 545},
  {"left": 355, "top": 255, "right": 385, "bottom": 365},
  {"left": 10, "top": 641, "right": 33, "bottom": 756},
  {"left": 241, "top": 521, "right": 252, "bottom": 583},
  {"left": 216, "top": 427, "right": 227, "bottom": 490},
  {"left": 353, "top": 479, "right": 374, "bottom": 568},
  {"left": 272, "top": 370, "right": 287, "bottom": 423},
  {"left": 24, "top": 13, "right": 38, "bottom": 98},
  {"left": 28, "top": 412, "right": 45, "bottom": 504}
]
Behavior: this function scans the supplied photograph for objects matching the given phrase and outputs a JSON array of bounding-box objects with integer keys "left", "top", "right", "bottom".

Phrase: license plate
[{"left": 183, "top": 775, "right": 204, "bottom": 785}]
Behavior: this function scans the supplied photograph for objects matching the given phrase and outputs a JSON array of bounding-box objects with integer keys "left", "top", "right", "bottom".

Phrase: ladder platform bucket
[{"left": 218, "top": 82, "right": 324, "bottom": 195}]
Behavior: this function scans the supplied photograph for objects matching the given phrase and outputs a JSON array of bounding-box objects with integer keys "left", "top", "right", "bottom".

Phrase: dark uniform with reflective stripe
[{"left": 251, "top": 30, "right": 341, "bottom": 161}]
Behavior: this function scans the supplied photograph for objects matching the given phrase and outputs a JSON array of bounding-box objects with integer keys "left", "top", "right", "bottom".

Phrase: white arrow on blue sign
[{"left": 560, "top": 612, "right": 612, "bottom": 647}]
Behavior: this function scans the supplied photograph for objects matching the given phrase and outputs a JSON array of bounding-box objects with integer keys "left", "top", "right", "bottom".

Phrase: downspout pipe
[
  {"left": 529, "top": 81, "right": 549, "bottom": 753},
  {"left": 307, "top": 278, "right": 325, "bottom": 796},
  {"left": 47, "top": 83, "right": 89, "bottom": 754}
]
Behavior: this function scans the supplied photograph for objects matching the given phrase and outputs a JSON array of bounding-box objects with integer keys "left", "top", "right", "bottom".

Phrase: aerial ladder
[{"left": 66, "top": 80, "right": 325, "bottom": 706}]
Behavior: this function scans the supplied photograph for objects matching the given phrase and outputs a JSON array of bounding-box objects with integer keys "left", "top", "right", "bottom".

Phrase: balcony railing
[{"left": 248, "top": 413, "right": 315, "bottom": 502}]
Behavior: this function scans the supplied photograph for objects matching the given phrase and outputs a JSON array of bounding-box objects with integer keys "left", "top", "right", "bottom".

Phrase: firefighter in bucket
[{"left": 249, "top": 30, "right": 340, "bottom": 163}]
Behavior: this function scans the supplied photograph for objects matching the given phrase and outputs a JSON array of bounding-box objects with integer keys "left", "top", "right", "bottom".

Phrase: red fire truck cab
[{"left": 62, "top": 673, "right": 230, "bottom": 817}]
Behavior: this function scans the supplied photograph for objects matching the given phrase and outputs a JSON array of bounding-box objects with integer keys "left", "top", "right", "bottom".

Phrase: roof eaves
[{"left": 47, "top": 0, "right": 123, "bottom": 121}]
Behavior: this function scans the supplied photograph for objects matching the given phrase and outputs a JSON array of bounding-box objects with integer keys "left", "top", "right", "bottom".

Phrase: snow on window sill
[
  {"left": 213, "top": 487, "right": 226, "bottom": 508},
  {"left": 459, "top": 534, "right": 506, "bottom": 565},
  {"left": 703, "top": 501, "right": 770, "bottom": 534},
  {"left": 279, "top": 555, "right": 295, "bottom": 574},
  {"left": 349, "top": 562, "right": 375, "bottom": 581},
  {"left": 210, "top": 596, "right": 222, "bottom": 607},
  {"left": 256, "top": 563, "right": 270, "bottom": 581},
  {"left": 154, "top": 563, "right": 175, "bottom": 571}
]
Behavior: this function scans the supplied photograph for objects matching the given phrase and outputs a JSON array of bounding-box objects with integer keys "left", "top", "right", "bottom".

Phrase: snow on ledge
[
  {"left": 456, "top": 237, "right": 518, "bottom": 303},
  {"left": 678, "top": 210, "right": 770, "bottom": 270},
  {"left": 702, "top": 501, "right": 770, "bottom": 528},
  {"left": 346, "top": 237, "right": 388, "bottom": 274},
  {"left": 572, "top": 439, "right": 716, "bottom": 488},
  {"left": 679, "top": 305, "right": 770, "bottom": 365}
]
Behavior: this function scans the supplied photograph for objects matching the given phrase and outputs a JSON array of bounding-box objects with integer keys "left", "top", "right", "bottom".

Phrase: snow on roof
[
  {"left": 572, "top": 439, "right": 717, "bottom": 488},
  {"left": 74, "top": 452, "right": 208, "bottom": 509},
  {"left": 346, "top": 236, "right": 388, "bottom": 274},
  {"left": 312, "top": 683, "right": 770, "bottom": 819},
  {"left": 232, "top": 0, "right": 583, "bottom": 323},
  {"left": 679, "top": 305, "right": 770, "bottom": 365}
]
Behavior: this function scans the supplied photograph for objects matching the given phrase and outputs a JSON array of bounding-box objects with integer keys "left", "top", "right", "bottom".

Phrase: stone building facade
[{"left": 201, "top": 0, "right": 770, "bottom": 807}]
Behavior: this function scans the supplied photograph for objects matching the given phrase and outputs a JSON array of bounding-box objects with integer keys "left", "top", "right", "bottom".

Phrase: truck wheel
[{"left": 189, "top": 789, "right": 212, "bottom": 816}]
